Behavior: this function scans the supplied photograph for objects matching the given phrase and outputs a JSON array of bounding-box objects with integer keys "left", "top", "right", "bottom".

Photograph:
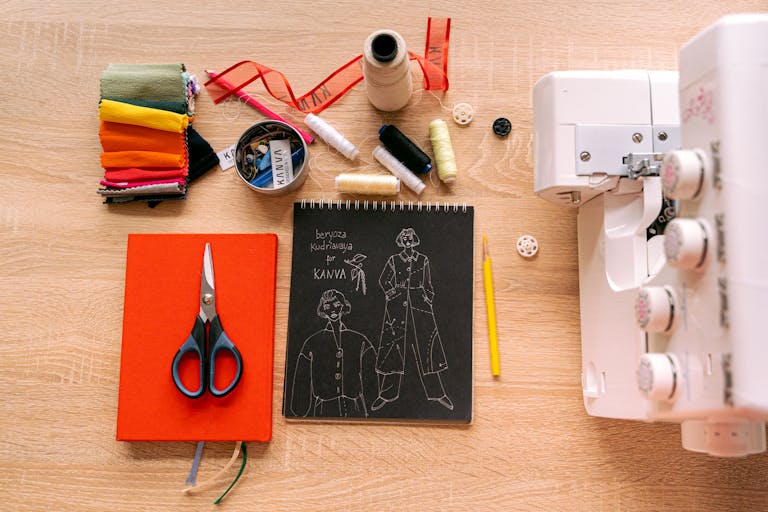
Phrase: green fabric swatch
[{"left": 100, "top": 63, "right": 187, "bottom": 103}]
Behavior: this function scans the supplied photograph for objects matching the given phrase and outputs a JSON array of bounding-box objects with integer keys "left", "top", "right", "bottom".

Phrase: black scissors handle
[
  {"left": 171, "top": 315, "right": 243, "bottom": 398},
  {"left": 171, "top": 316, "right": 207, "bottom": 399},
  {"left": 207, "top": 316, "right": 243, "bottom": 397}
]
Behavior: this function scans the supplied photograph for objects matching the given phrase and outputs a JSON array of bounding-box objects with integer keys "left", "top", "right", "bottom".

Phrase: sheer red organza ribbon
[{"left": 204, "top": 18, "right": 451, "bottom": 114}]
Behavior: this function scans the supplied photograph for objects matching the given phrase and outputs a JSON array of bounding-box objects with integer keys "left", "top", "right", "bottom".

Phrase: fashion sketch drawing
[
  {"left": 371, "top": 227, "right": 454, "bottom": 411},
  {"left": 290, "top": 289, "right": 377, "bottom": 417}
]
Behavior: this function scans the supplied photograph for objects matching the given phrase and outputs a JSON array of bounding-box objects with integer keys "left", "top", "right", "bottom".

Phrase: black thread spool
[{"left": 378, "top": 124, "right": 432, "bottom": 174}]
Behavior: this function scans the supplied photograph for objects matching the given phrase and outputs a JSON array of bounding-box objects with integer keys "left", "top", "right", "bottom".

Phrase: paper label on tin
[
  {"left": 216, "top": 144, "right": 236, "bottom": 171},
  {"left": 269, "top": 139, "right": 294, "bottom": 188}
]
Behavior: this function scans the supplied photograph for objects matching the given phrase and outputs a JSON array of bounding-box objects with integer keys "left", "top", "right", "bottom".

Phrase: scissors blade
[{"left": 199, "top": 243, "right": 216, "bottom": 322}]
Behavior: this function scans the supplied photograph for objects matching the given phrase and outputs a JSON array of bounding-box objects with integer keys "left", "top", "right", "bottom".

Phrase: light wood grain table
[{"left": 2, "top": 1, "right": 767, "bottom": 510}]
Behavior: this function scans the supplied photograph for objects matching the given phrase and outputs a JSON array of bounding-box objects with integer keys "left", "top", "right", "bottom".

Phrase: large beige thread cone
[{"left": 362, "top": 30, "right": 412, "bottom": 112}]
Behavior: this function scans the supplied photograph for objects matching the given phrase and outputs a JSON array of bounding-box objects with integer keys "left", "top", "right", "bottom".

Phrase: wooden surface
[{"left": 2, "top": 1, "right": 768, "bottom": 510}]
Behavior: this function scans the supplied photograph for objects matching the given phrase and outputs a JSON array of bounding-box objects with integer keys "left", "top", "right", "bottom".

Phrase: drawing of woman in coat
[
  {"left": 371, "top": 227, "right": 453, "bottom": 411},
  {"left": 290, "top": 289, "right": 377, "bottom": 418}
]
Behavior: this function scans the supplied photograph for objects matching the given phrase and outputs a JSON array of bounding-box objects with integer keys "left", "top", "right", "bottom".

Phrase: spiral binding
[{"left": 299, "top": 199, "right": 468, "bottom": 213}]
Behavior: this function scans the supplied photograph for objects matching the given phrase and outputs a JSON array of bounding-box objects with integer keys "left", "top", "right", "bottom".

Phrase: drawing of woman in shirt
[
  {"left": 290, "top": 289, "right": 377, "bottom": 417},
  {"left": 371, "top": 228, "right": 453, "bottom": 411}
]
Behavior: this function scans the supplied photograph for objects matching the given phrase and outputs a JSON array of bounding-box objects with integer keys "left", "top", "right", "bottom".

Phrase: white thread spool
[
  {"left": 362, "top": 30, "right": 412, "bottom": 111},
  {"left": 372, "top": 146, "right": 425, "bottom": 195},
  {"left": 335, "top": 173, "right": 400, "bottom": 196},
  {"left": 304, "top": 113, "right": 359, "bottom": 160},
  {"left": 429, "top": 119, "right": 457, "bottom": 183}
]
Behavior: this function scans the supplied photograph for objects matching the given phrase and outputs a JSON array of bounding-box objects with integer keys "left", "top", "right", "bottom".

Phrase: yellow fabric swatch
[{"left": 99, "top": 99, "right": 189, "bottom": 133}]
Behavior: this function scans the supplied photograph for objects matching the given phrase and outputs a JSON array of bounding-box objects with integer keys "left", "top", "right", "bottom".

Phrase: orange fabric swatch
[
  {"left": 101, "top": 150, "right": 186, "bottom": 169},
  {"left": 117, "top": 234, "right": 278, "bottom": 441},
  {"left": 99, "top": 121, "right": 186, "bottom": 153}
]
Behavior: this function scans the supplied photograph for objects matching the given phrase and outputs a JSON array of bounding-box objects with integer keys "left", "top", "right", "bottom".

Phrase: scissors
[{"left": 171, "top": 243, "right": 243, "bottom": 398}]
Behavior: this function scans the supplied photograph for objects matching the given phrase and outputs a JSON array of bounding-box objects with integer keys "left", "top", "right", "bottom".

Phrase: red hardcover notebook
[{"left": 116, "top": 234, "right": 277, "bottom": 441}]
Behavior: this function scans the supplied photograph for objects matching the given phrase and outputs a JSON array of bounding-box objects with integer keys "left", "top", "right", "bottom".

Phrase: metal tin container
[{"left": 234, "top": 120, "right": 309, "bottom": 195}]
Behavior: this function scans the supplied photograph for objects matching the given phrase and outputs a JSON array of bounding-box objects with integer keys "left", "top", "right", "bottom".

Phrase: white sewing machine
[{"left": 533, "top": 14, "right": 768, "bottom": 457}]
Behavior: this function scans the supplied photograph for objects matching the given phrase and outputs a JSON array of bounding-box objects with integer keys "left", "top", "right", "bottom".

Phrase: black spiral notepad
[{"left": 283, "top": 200, "right": 474, "bottom": 422}]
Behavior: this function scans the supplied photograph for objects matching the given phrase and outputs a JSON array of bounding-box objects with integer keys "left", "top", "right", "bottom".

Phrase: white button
[
  {"left": 516, "top": 235, "right": 539, "bottom": 258},
  {"left": 661, "top": 149, "right": 706, "bottom": 199},
  {"left": 452, "top": 102, "right": 474, "bottom": 125},
  {"left": 664, "top": 219, "right": 709, "bottom": 270},
  {"left": 637, "top": 353, "right": 678, "bottom": 401},
  {"left": 635, "top": 286, "right": 676, "bottom": 333}
]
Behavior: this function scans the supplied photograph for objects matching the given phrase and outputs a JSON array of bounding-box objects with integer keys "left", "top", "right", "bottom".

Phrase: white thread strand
[
  {"left": 372, "top": 146, "right": 425, "bottom": 195},
  {"left": 304, "top": 114, "right": 359, "bottom": 160},
  {"left": 429, "top": 119, "right": 457, "bottom": 183},
  {"left": 427, "top": 90, "right": 453, "bottom": 112},
  {"left": 336, "top": 173, "right": 400, "bottom": 196}
]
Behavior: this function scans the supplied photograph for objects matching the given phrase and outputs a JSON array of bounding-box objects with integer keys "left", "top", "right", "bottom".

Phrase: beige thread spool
[
  {"left": 335, "top": 173, "right": 400, "bottom": 196},
  {"left": 362, "top": 30, "right": 412, "bottom": 111},
  {"left": 429, "top": 119, "right": 457, "bottom": 183}
]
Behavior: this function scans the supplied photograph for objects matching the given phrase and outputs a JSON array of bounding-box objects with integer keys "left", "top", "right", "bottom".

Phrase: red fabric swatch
[
  {"left": 116, "top": 234, "right": 277, "bottom": 441},
  {"left": 103, "top": 168, "right": 188, "bottom": 182}
]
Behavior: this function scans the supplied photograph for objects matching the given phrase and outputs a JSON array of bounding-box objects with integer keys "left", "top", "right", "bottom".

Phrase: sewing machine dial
[
  {"left": 662, "top": 149, "right": 707, "bottom": 200},
  {"left": 664, "top": 219, "right": 711, "bottom": 271},
  {"left": 635, "top": 287, "right": 677, "bottom": 333},
  {"left": 637, "top": 353, "right": 679, "bottom": 402}
]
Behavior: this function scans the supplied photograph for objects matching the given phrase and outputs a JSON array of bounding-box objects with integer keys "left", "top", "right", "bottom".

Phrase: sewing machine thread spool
[
  {"left": 304, "top": 113, "right": 358, "bottom": 160},
  {"left": 363, "top": 30, "right": 412, "bottom": 111},
  {"left": 378, "top": 124, "right": 432, "bottom": 174},
  {"left": 372, "top": 145, "right": 425, "bottom": 195},
  {"left": 335, "top": 173, "right": 400, "bottom": 196},
  {"left": 428, "top": 119, "right": 457, "bottom": 183}
]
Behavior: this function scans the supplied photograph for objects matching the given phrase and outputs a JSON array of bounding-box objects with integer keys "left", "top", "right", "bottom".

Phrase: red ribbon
[{"left": 204, "top": 18, "right": 451, "bottom": 114}]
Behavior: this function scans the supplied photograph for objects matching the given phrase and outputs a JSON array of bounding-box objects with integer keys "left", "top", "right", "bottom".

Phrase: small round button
[
  {"left": 661, "top": 150, "right": 706, "bottom": 199},
  {"left": 517, "top": 235, "right": 539, "bottom": 258},
  {"left": 637, "top": 353, "right": 678, "bottom": 401},
  {"left": 635, "top": 286, "right": 676, "bottom": 333},
  {"left": 452, "top": 103, "right": 474, "bottom": 125},
  {"left": 492, "top": 117, "right": 512, "bottom": 137},
  {"left": 664, "top": 219, "right": 709, "bottom": 270}
]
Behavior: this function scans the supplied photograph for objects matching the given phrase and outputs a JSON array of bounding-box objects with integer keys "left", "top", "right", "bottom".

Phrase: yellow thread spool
[
  {"left": 429, "top": 119, "right": 457, "bottom": 183},
  {"left": 335, "top": 173, "right": 400, "bottom": 196}
]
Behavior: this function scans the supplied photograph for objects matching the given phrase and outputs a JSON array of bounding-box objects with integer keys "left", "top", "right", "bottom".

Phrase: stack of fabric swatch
[{"left": 97, "top": 63, "right": 218, "bottom": 204}]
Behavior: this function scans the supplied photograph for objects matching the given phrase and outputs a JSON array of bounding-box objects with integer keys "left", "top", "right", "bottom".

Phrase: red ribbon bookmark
[{"left": 204, "top": 18, "right": 451, "bottom": 114}]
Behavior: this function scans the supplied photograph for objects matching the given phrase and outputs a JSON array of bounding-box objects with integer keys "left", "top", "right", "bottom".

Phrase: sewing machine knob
[
  {"left": 635, "top": 286, "right": 676, "bottom": 333},
  {"left": 637, "top": 353, "right": 679, "bottom": 402},
  {"left": 661, "top": 150, "right": 706, "bottom": 199},
  {"left": 664, "top": 218, "right": 710, "bottom": 270}
]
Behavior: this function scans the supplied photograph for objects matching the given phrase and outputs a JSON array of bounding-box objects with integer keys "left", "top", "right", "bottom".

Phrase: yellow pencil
[{"left": 483, "top": 236, "right": 501, "bottom": 376}]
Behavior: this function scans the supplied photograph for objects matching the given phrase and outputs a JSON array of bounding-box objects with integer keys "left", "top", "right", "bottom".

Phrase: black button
[{"left": 493, "top": 117, "right": 511, "bottom": 137}]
